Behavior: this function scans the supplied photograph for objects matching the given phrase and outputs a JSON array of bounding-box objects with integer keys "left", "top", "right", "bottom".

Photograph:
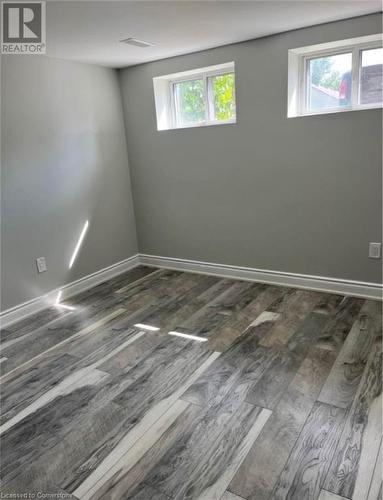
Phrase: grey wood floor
[{"left": 0, "top": 266, "right": 381, "bottom": 500}]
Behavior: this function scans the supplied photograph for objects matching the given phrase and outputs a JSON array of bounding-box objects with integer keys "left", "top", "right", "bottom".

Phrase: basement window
[
  {"left": 153, "top": 62, "right": 236, "bottom": 130},
  {"left": 288, "top": 34, "right": 383, "bottom": 117}
]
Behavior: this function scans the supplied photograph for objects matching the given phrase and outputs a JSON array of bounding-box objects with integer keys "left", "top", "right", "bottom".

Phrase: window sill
[
  {"left": 288, "top": 102, "right": 382, "bottom": 118},
  {"left": 159, "top": 119, "right": 236, "bottom": 131}
]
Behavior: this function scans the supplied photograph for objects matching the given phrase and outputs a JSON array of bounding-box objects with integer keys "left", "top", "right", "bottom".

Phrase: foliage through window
[
  {"left": 172, "top": 71, "right": 236, "bottom": 128},
  {"left": 153, "top": 62, "right": 236, "bottom": 130},
  {"left": 174, "top": 79, "right": 205, "bottom": 126},
  {"left": 212, "top": 73, "right": 236, "bottom": 121}
]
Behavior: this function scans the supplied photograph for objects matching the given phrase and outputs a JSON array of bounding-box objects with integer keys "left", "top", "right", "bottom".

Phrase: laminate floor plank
[
  {"left": 0, "top": 331, "right": 145, "bottom": 435},
  {"left": 144, "top": 376, "right": 268, "bottom": 498},
  {"left": 259, "top": 289, "right": 324, "bottom": 347},
  {"left": 221, "top": 492, "right": 246, "bottom": 500},
  {"left": 63, "top": 345, "right": 213, "bottom": 492},
  {"left": 318, "top": 491, "right": 349, "bottom": 500},
  {"left": 350, "top": 390, "right": 382, "bottom": 500},
  {"left": 0, "top": 352, "right": 80, "bottom": 424},
  {"left": 1, "top": 383, "right": 120, "bottom": 489},
  {"left": 1, "top": 273, "right": 226, "bottom": 420},
  {"left": 97, "top": 332, "right": 164, "bottom": 375},
  {"left": 135, "top": 275, "right": 227, "bottom": 330},
  {"left": 217, "top": 306, "right": 286, "bottom": 357},
  {"left": 245, "top": 309, "right": 330, "bottom": 409},
  {"left": 271, "top": 401, "right": 346, "bottom": 500},
  {"left": 55, "top": 273, "right": 211, "bottom": 365},
  {"left": 230, "top": 345, "right": 336, "bottom": 500},
  {"left": 70, "top": 267, "right": 169, "bottom": 306},
  {"left": 60, "top": 323, "right": 140, "bottom": 365},
  {"left": 127, "top": 484, "right": 170, "bottom": 500},
  {"left": 324, "top": 336, "right": 382, "bottom": 498},
  {"left": 1, "top": 339, "right": 215, "bottom": 491},
  {"left": 1, "top": 310, "right": 74, "bottom": 351},
  {"left": 176, "top": 281, "right": 260, "bottom": 339},
  {"left": 85, "top": 399, "right": 203, "bottom": 500},
  {"left": 1, "top": 268, "right": 379, "bottom": 500},
  {"left": 74, "top": 399, "right": 189, "bottom": 500},
  {"left": 2, "top": 329, "right": 185, "bottom": 479},
  {"left": 190, "top": 408, "right": 271, "bottom": 500},
  {"left": 96, "top": 274, "right": 221, "bottom": 340},
  {"left": 101, "top": 389, "right": 265, "bottom": 500},
  {"left": 90, "top": 279, "right": 231, "bottom": 377},
  {"left": 0, "top": 308, "right": 126, "bottom": 383},
  {"left": 0, "top": 266, "right": 156, "bottom": 348},
  {"left": 0, "top": 367, "right": 111, "bottom": 437},
  {"left": 93, "top": 279, "right": 232, "bottom": 368},
  {"left": 318, "top": 300, "right": 382, "bottom": 409},
  {"left": 207, "top": 284, "right": 284, "bottom": 352},
  {"left": 113, "top": 268, "right": 176, "bottom": 296},
  {"left": 1, "top": 320, "right": 140, "bottom": 406},
  {"left": 265, "top": 287, "right": 296, "bottom": 312},
  {"left": 111, "top": 340, "right": 212, "bottom": 409},
  {"left": 65, "top": 270, "right": 192, "bottom": 328},
  {"left": 0, "top": 306, "right": 70, "bottom": 341},
  {"left": 182, "top": 343, "right": 275, "bottom": 409},
  {"left": 0, "top": 307, "right": 103, "bottom": 374},
  {"left": 181, "top": 317, "right": 278, "bottom": 408},
  {"left": 90, "top": 268, "right": 200, "bottom": 313},
  {"left": 316, "top": 296, "right": 365, "bottom": 352},
  {"left": 313, "top": 295, "right": 347, "bottom": 316},
  {"left": 73, "top": 352, "right": 220, "bottom": 499},
  {"left": 114, "top": 269, "right": 193, "bottom": 302},
  {"left": 1, "top": 287, "right": 152, "bottom": 375},
  {"left": 155, "top": 278, "right": 234, "bottom": 335},
  {"left": 366, "top": 438, "right": 382, "bottom": 500}
]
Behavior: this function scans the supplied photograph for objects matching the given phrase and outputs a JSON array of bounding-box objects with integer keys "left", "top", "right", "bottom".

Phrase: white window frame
[
  {"left": 288, "top": 34, "right": 383, "bottom": 118},
  {"left": 170, "top": 68, "right": 236, "bottom": 129},
  {"left": 153, "top": 62, "right": 236, "bottom": 131}
]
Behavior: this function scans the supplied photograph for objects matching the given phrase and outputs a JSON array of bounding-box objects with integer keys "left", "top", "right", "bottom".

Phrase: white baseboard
[
  {"left": 1, "top": 252, "right": 381, "bottom": 328},
  {"left": 0, "top": 255, "right": 140, "bottom": 328},
  {"left": 139, "top": 254, "right": 383, "bottom": 301}
]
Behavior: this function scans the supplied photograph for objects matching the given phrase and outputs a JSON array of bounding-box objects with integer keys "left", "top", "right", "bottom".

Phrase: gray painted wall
[
  {"left": 1, "top": 55, "right": 138, "bottom": 311},
  {"left": 120, "top": 13, "right": 382, "bottom": 284}
]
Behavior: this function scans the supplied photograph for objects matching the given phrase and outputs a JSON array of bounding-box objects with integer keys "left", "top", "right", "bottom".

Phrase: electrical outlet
[
  {"left": 36, "top": 257, "right": 47, "bottom": 273},
  {"left": 369, "top": 243, "right": 381, "bottom": 259}
]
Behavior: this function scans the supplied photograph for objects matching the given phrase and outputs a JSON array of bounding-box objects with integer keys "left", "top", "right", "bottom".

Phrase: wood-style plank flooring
[{"left": 0, "top": 266, "right": 381, "bottom": 500}]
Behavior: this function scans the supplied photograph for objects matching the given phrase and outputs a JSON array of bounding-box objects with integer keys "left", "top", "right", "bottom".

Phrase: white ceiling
[{"left": 45, "top": 1, "right": 381, "bottom": 68}]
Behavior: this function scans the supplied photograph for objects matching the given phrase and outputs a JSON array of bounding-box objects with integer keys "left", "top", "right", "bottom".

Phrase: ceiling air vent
[{"left": 120, "top": 38, "right": 154, "bottom": 48}]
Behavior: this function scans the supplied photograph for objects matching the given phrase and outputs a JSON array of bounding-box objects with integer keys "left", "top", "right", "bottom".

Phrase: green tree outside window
[
  {"left": 212, "top": 73, "right": 236, "bottom": 120},
  {"left": 175, "top": 79, "right": 205, "bottom": 125}
]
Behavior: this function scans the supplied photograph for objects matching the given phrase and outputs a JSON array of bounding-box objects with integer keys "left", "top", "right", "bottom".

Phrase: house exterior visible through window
[
  {"left": 153, "top": 62, "right": 236, "bottom": 130},
  {"left": 288, "top": 34, "right": 383, "bottom": 117}
]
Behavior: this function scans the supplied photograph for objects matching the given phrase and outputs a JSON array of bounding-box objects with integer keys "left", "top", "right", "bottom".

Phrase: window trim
[
  {"left": 153, "top": 62, "right": 236, "bottom": 131},
  {"left": 288, "top": 34, "right": 383, "bottom": 118},
  {"left": 169, "top": 68, "right": 236, "bottom": 129}
]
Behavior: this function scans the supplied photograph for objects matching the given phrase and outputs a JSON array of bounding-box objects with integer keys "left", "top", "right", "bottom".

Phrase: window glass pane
[
  {"left": 174, "top": 79, "right": 205, "bottom": 126},
  {"left": 307, "top": 53, "right": 352, "bottom": 111},
  {"left": 211, "top": 73, "right": 236, "bottom": 121},
  {"left": 359, "top": 47, "right": 383, "bottom": 105}
]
